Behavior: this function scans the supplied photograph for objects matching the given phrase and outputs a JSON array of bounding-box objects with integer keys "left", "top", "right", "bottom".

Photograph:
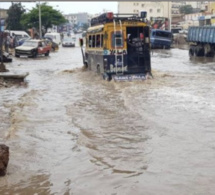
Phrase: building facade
[
  {"left": 0, "top": 9, "right": 8, "bottom": 19},
  {"left": 208, "top": 2, "right": 215, "bottom": 14},
  {"left": 118, "top": 2, "right": 171, "bottom": 20},
  {"left": 0, "top": 9, "right": 8, "bottom": 31},
  {"left": 64, "top": 12, "right": 89, "bottom": 26}
]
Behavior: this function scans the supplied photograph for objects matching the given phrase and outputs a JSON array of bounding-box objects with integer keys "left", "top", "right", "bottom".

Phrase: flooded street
[{"left": 1, "top": 43, "right": 215, "bottom": 194}]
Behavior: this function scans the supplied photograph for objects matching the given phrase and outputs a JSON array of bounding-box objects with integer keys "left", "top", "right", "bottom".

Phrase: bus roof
[
  {"left": 91, "top": 12, "right": 147, "bottom": 27},
  {"left": 87, "top": 24, "right": 104, "bottom": 33}
]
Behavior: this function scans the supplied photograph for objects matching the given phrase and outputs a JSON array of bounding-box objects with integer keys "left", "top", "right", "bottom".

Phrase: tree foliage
[
  {"left": 179, "top": 5, "right": 193, "bottom": 14},
  {"left": 6, "top": 3, "right": 25, "bottom": 30},
  {"left": 21, "top": 3, "right": 67, "bottom": 33}
]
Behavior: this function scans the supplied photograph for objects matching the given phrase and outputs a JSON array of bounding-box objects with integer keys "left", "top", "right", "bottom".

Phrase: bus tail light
[{"left": 106, "top": 12, "right": 113, "bottom": 20}]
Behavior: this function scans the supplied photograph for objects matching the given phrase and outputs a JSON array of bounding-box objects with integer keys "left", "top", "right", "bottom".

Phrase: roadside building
[
  {"left": 208, "top": 2, "right": 215, "bottom": 26},
  {"left": 171, "top": 3, "right": 183, "bottom": 26},
  {"left": 64, "top": 13, "right": 89, "bottom": 27},
  {"left": 208, "top": 2, "right": 215, "bottom": 14},
  {"left": 182, "top": 12, "right": 204, "bottom": 28},
  {"left": 0, "top": 8, "right": 8, "bottom": 19},
  {"left": 118, "top": 1, "right": 172, "bottom": 30},
  {"left": 118, "top": 2, "right": 171, "bottom": 20},
  {"left": 0, "top": 9, "right": 8, "bottom": 31}
]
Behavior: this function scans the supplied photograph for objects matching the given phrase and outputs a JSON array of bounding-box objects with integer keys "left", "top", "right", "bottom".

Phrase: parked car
[
  {"left": 15, "top": 40, "right": 51, "bottom": 58},
  {"left": 0, "top": 50, "right": 12, "bottom": 62},
  {"left": 17, "top": 37, "right": 31, "bottom": 46},
  {"left": 62, "top": 37, "right": 75, "bottom": 47}
]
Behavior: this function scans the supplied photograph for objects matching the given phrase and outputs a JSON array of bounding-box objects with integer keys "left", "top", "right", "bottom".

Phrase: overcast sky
[{"left": 0, "top": 1, "right": 118, "bottom": 15}]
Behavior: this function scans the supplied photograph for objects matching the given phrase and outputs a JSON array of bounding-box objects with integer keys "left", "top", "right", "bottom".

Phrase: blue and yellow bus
[{"left": 80, "top": 12, "right": 152, "bottom": 81}]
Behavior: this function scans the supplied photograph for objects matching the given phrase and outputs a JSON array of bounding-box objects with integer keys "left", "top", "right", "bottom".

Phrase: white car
[{"left": 62, "top": 37, "right": 75, "bottom": 47}]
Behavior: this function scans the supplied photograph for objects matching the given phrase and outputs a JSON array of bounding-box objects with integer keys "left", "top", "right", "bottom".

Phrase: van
[
  {"left": 44, "top": 32, "right": 61, "bottom": 45},
  {"left": 150, "top": 29, "right": 172, "bottom": 49},
  {"left": 4, "top": 30, "right": 30, "bottom": 39}
]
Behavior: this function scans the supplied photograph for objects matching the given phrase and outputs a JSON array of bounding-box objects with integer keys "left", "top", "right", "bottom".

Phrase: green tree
[
  {"left": 179, "top": 5, "right": 193, "bottom": 14},
  {"left": 21, "top": 3, "right": 67, "bottom": 33},
  {"left": 6, "top": 3, "right": 25, "bottom": 30}
]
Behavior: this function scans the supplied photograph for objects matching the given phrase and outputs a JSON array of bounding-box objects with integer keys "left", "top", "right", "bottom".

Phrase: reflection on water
[
  {"left": 0, "top": 174, "right": 52, "bottom": 194},
  {"left": 189, "top": 56, "right": 215, "bottom": 73},
  {"left": 0, "top": 46, "right": 215, "bottom": 194}
]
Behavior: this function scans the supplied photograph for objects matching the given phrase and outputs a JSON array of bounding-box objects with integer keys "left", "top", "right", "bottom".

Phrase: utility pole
[
  {"left": 39, "top": 1, "right": 42, "bottom": 39},
  {"left": 0, "top": 12, "right": 6, "bottom": 72}
]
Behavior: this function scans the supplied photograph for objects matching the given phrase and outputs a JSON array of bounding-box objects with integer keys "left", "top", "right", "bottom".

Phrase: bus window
[
  {"left": 96, "top": 34, "right": 100, "bottom": 47},
  {"left": 112, "top": 32, "right": 123, "bottom": 48},
  {"left": 89, "top": 35, "right": 92, "bottom": 47},
  {"left": 101, "top": 34, "right": 104, "bottom": 47},
  {"left": 92, "top": 35, "right": 96, "bottom": 47}
]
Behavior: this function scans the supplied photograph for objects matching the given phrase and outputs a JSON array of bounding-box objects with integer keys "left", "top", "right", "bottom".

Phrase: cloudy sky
[{"left": 0, "top": 1, "right": 118, "bottom": 15}]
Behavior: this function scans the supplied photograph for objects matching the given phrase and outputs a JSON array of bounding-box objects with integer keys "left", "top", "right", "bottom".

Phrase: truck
[{"left": 187, "top": 26, "right": 215, "bottom": 57}]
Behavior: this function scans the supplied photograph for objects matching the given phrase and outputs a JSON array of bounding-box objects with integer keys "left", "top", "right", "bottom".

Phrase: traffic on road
[{"left": 0, "top": 30, "right": 215, "bottom": 194}]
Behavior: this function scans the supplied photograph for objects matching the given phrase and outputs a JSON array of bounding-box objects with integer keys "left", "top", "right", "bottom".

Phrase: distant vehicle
[
  {"left": 171, "top": 26, "right": 183, "bottom": 42},
  {"left": 43, "top": 37, "right": 59, "bottom": 51},
  {"left": 0, "top": 51, "right": 12, "bottom": 62},
  {"left": 179, "top": 29, "right": 188, "bottom": 39},
  {"left": 15, "top": 40, "right": 51, "bottom": 58},
  {"left": 17, "top": 37, "right": 31, "bottom": 46},
  {"left": 44, "top": 32, "right": 61, "bottom": 45},
  {"left": 171, "top": 26, "right": 182, "bottom": 34},
  {"left": 4, "top": 30, "right": 30, "bottom": 39},
  {"left": 150, "top": 29, "right": 172, "bottom": 49},
  {"left": 187, "top": 26, "right": 215, "bottom": 57},
  {"left": 71, "top": 34, "right": 76, "bottom": 41},
  {"left": 82, "top": 31, "right": 86, "bottom": 37},
  {"left": 62, "top": 37, "right": 75, "bottom": 47}
]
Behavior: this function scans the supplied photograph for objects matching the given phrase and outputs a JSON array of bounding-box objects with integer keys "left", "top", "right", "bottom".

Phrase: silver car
[{"left": 62, "top": 37, "right": 75, "bottom": 47}]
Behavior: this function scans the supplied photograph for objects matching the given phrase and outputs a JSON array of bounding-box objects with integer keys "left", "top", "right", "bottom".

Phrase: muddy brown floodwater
[{"left": 0, "top": 43, "right": 215, "bottom": 195}]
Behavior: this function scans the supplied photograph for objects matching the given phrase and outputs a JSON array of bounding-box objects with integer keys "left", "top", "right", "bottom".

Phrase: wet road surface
[{"left": 0, "top": 43, "right": 215, "bottom": 195}]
